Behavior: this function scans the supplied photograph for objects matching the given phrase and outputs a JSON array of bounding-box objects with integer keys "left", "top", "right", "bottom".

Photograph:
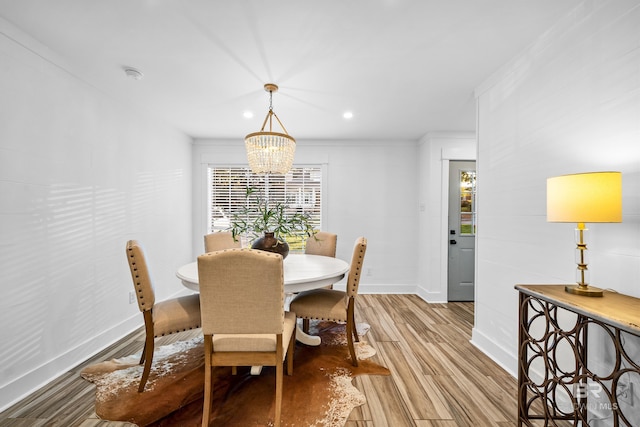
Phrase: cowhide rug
[{"left": 81, "top": 322, "right": 389, "bottom": 426}]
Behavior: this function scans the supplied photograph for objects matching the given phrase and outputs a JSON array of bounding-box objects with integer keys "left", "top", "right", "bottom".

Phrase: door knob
[{"left": 450, "top": 239, "right": 457, "bottom": 245}]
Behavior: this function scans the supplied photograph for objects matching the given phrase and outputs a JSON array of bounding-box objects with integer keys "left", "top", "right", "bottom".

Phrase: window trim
[{"left": 205, "top": 163, "right": 328, "bottom": 237}]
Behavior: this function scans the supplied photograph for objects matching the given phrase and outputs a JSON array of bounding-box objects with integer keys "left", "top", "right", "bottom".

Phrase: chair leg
[
  {"left": 202, "top": 337, "right": 213, "bottom": 427},
  {"left": 138, "top": 310, "right": 155, "bottom": 392},
  {"left": 286, "top": 329, "right": 295, "bottom": 375},
  {"left": 273, "top": 334, "right": 285, "bottom": 427},
  {"left": 138, "top": 333, "right": 154, "bottom": 392},
  {"left": 346, "top": 299, "right": 358, "bottom": 367},
  {"left": 275, "top": 355, "right": 283, "bottom": 427},
  {"left": 346, "top": 320, "right": 358, "bottom": 367},
  {"left": 302, "top": 318, "right": 310, "bottom": 334},
  {"left": 351, "top": 307, "right": 360, "bottom": 343},
  {"left": 139, "top": 344, "right": 146, "bottom": 365}
]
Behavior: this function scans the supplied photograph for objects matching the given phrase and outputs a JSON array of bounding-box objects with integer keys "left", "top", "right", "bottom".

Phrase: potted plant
[{"left": 229, "top": 187, "right": 317, "bottom": 258}]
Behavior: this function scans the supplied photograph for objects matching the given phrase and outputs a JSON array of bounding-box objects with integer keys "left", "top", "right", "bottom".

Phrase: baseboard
[
  {"left": 332, "top": 283, "right": 417, "bottom": 294},
  {"left": 470, "top": 326, "right": 517, "bottom": 378},
  {"left": 0, "top": 314, "right": 142, "bottom": 413},
  {"left": 0, "top": 287, "right": 202, "bottom": 412},
  {"left": 415, "top": 286, "right": 447, "bottom": 303}
]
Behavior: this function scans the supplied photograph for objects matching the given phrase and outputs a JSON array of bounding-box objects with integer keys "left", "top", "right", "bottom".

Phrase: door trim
[
  {"left": 439, "top": 151, "right": 476, "bottom": 302},
  {"left": 446, "top": 161, "right": 476, "bottom": 301}
]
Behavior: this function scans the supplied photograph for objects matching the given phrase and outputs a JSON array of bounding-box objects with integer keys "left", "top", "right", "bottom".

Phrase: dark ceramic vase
[{"left": 251, "top": 231, "right": 289, "bottom": 259}]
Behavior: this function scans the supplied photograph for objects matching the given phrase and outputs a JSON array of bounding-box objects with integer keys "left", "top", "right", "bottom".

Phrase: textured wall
[
  {"left": 192, "top": 139, "right": 420, "bottom": 293},
  {"left": 473, "top": 0, "right": 640, "bottom": 379},
  {"left": 0, "top": 22, "right": 193, "bottom": 409},
  {"left": 417, "top": 132, "right": 476, "bottom": 303}
]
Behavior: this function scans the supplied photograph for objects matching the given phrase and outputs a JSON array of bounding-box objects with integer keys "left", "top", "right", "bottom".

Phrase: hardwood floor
[
  {"left": 0, "top": 294, "right": 519, "bottom": 426},
  {"left": 347, "top": 295, "right": 517, "bottom": 426}
]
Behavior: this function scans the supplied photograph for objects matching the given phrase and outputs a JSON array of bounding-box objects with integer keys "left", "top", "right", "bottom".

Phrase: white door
[{"left": 447, "top": 161, "right": 476, "bottom": 301}]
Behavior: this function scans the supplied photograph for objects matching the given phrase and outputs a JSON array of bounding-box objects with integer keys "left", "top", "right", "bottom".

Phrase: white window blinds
[{"left": 208, "top": 167, "right": 323, "bottom": 244}]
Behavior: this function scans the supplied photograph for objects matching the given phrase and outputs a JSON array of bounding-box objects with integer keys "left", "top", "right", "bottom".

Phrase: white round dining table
[{"left": 176, "top": 253, "right": 350, "bottom": 347}]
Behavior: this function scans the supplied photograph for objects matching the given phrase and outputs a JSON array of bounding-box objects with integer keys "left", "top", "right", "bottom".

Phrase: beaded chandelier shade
[{"left": 245, "top": 84, "right": 296, "bottom": 175}]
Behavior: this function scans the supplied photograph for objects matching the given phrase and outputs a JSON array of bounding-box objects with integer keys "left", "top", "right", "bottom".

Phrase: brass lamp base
[{"left": 565, "top": 284, "right": 603, "bottom": 297}]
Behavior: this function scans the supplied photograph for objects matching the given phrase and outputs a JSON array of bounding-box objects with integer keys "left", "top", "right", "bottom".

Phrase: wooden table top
[{"left": 515, "top": 284, "right": 640, "bottom": 335}]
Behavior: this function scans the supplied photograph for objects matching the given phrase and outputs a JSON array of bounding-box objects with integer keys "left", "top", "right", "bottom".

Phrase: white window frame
[{"left": 206, "top": 164, "right": 326, "bottom": 244}]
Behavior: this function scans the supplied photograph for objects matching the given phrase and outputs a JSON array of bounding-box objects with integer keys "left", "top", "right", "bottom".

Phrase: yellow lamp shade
[{"left": 547, "top": 172, "right": 622, "bottom": 223}]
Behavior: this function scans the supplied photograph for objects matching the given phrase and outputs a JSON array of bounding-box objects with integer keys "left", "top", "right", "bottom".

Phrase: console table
[{"left": 516, "top": 284, "right": 640, "bottom": 426}]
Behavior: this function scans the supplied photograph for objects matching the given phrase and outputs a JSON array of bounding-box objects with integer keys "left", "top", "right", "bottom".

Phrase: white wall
[
  {"left": 0, "top": 21, "right": 193, "bottom": 410},
  {"left": 192, "top": 139, "right": 419, "bottom": 293},
  {"left": 472, "top": 0, "right": 640, "bottom": 376},
  {"left": 417, "top": 132, "right": 476, "bottom": 303}
]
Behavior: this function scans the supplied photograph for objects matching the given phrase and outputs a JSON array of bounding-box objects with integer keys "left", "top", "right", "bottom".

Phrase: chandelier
[{"left": 245, "top": 83, "right": 296, "bottom": 175}]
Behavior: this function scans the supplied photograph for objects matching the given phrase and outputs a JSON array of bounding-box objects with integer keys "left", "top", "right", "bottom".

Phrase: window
[
  {"left": 208, "top": 166, "right": 323, "bottom": 249},
  {"left": 459, "top": 170, "right": 476, "bottom": 235}
]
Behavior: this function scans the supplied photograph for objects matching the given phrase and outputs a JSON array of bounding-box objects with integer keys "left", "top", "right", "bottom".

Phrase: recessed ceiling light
[
  {"left": 243, "top": 111, "right": 254, "bottom": 119},
  {"left": 343, "top": 111, "right": 353, "bottom": 119}
]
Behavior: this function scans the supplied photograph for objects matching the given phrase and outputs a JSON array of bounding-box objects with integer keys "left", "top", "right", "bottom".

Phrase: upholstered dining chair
[
  {"left": 290, "top": 236, "right": 367, "bottom": 367},
  {"left": 305, "top": 231, "right": 338, "bottom": 290},
  {"left": 125, "top": 240, "right": 201, "bottom": 392},
  {"left": 203, "top": 231, "right": 241, "bottom": 253},
  {"left": 304, "top": 231, "right": 337, "bottom": 257},
  {"left": 198, "top": 248, "right": 296, "bottom": 427}
]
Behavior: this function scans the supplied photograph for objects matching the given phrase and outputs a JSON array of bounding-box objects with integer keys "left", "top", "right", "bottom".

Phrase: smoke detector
[{"left": 123, "top": 66, "right": 144, "bottom": 80}]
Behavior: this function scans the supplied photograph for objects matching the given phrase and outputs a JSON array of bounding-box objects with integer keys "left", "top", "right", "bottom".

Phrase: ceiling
[{"left": 0, "top": 0, "right": 582, "bottom": 141}]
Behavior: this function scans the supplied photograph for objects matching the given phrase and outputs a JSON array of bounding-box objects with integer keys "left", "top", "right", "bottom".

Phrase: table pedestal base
[{"left": 295, "top": 323, "right": 321, "bottom": 346}]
